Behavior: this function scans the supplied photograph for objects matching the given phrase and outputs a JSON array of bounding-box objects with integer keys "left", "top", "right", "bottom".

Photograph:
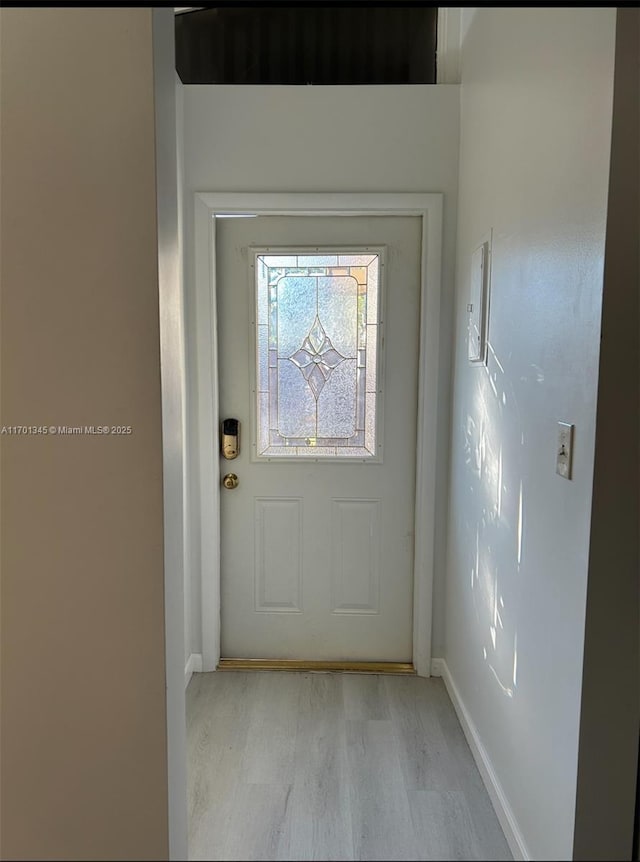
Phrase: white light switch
[{"left": 556, "top": 422, "right": 574, "bottom": 479}]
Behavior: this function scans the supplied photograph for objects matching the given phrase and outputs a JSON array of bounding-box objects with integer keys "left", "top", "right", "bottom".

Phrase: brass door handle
[{"left": 222, "top": 472, "right": 239, "bottom": 490}]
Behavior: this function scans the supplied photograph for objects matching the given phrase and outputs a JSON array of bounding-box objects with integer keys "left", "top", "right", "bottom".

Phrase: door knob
[{"left": 222, "top": 472, "right": 239, "bottom": 490}]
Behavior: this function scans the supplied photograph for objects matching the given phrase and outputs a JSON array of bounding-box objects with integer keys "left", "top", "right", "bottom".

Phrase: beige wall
[{"left": 0, "top": 8, "right": 169, "bottom": 859}]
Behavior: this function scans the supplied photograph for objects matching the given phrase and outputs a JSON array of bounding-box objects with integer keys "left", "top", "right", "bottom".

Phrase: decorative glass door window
[{"left": 254, "top": 250, "right": 382, "bottom": 459}]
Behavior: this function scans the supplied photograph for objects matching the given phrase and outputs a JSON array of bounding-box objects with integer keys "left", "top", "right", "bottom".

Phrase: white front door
[{"left": 217, "top": 215, "right": 421, "bottom": 661}]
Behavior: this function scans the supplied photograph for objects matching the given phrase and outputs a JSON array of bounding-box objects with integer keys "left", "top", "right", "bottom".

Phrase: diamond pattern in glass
[{"left": 289, "top": 316, "right": 346, "bottom": 399}]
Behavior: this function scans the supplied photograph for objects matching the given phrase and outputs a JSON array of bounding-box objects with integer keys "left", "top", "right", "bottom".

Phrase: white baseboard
[
  {"left": 184, "top": 653, "right": 203, "bottom": 688},
  {"left": 430, "top": 658, "right": 530, "bottom": 861},
  {"left": 430, "top": 657, "right": 446, "bottom": 677}
]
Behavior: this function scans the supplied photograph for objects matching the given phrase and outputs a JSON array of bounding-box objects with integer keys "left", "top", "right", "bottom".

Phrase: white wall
[
  {"left": 444, "top": 8, "right": 617, "bottom": 860},
  {"left": 153, "top": 10, "right": 188, "bottom": 858},
  {"left": 176, "top": 74, "right": 191, "bottom": 671},
  {"left": 182, "top": 85, "right": 460, "bottom": 661}
]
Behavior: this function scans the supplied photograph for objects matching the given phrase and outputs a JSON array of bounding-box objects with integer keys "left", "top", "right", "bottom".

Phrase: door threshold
[{"left": 217, "top": 658, "right": 415, "bottom": 675}]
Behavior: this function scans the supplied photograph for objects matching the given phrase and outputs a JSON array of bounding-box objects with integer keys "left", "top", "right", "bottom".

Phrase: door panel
[
  {"left": 217, "top": 216, "right": 421, "bottom": 661},
  {"left": 254, "top": 497, "right": 303, "bottom": 612},
  {"left": 330, "top": 498, "right": 380, "bottom": 614}
]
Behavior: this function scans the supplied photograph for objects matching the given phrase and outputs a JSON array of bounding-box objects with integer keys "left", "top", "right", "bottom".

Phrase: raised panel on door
[
  {"left": 254, "top": 498, "right": 303, "bottom": 613},
  {"left": 331, "top": 499, "right": 380, "bottom": 614}
]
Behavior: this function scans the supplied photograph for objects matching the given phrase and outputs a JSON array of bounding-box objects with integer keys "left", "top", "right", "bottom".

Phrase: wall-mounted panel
[
  {"left": 331, "top": 499, "right": 380, "bottom": 614},
  {"left": 254, "top": 498, "right": 303, "bottom": 612},
  {"left": 468, "top": 235, "right": 491, "bottom": 365}
]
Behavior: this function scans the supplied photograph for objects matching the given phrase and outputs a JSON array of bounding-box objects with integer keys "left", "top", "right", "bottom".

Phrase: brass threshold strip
[{"left": 217, "top": 658, "right": 415, "bottom": 675}]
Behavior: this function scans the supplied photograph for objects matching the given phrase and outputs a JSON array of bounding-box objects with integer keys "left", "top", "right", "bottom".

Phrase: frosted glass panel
[
  {"left": 317, "top": 276, "right": 357, "bottom": 356},
  {"left": 277, "top": 277, "right": 317, "bottom": 357},
  {"left": 256, "top": 251, "right": 381, "bottom": 458},
  {"left": 277, "top": 360, "right": 316, "bottom": 438},
  {"left": 317, "top": 360, "right": 357, "bottom": 438}
]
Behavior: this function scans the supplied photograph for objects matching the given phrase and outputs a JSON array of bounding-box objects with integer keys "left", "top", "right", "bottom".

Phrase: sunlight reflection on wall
[{"left": 465, "top": 338, "right": 523, "bottom": 700}]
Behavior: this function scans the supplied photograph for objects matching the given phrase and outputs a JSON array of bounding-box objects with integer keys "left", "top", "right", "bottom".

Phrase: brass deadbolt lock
[
  {"left": 221, "top": 418, "right": 240, "bottom": 459},
  {"left": 222, "top": 472, "right": 239, "bottom": 490}
]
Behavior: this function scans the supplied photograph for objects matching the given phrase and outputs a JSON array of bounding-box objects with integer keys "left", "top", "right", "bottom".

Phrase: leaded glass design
[{"left": 255, "top": 252, "right": 381, "bottom": 459}]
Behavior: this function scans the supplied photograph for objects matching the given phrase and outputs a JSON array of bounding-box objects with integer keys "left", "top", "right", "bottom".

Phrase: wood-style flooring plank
[
  {"left": 240, "top": 671, "right": 300, "bottom": 786},
  {"left": 222, "top": 783, "right": 293, "bottom": 861},
  {"left": 343, "top": 672, "right": 391, "bottom": 720},
  {"left": 187, "top": 672, "right": 258, "bottom": 859},
  {"left": 345, "top": 719, "right": 418, "bottom": 860},
  {"left": 460, "top": 784, "right": 512, "bottom": 861},
  {"left": 419, "top": 679, "right": 512, "bottom": 860},
  {"left": 408, "top": 789, "right": 483, "bottom": 861},
  {"left": 384, "top": 675, "right": 463, "bottom": 792},
  {"left": 282, "top": 674, "right": 354, "bottom": 861},
  {"left": 187, "top": 671, "right": 512, "bottom": 862}
]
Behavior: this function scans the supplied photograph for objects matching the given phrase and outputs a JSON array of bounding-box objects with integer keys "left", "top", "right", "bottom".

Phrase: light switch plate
[{"left": 556, "top": 422, "right": 574, "bottom": 479}]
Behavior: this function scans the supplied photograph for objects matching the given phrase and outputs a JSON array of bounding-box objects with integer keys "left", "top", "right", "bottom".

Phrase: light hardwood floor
[{"left": 187, "top": 671, "right": 512, "bottom": 861}]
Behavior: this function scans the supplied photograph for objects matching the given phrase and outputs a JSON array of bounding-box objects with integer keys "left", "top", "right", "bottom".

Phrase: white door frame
[{"left": 193, "top": 192, "right": 443, "bottom": 678}]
